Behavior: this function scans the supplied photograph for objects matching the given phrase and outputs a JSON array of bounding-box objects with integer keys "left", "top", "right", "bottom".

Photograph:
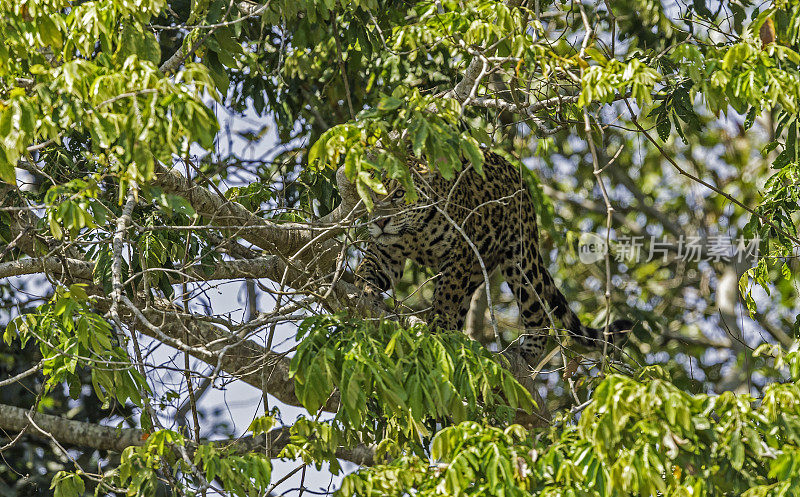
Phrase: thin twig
[
  {"left": 578, "top": 1, "right": 613, "bottom": 368},
  {"left": 0, "top": 361, "right": 43, "bottom": 388}
]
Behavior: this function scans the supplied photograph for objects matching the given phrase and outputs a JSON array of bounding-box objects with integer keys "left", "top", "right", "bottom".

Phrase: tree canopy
[{"left": 1, "top": 0, "right": 800, "bottom": 495}]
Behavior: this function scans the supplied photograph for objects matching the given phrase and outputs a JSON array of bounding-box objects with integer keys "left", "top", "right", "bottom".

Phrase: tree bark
[{"left": 0, "top": 403, "right": 375, "bottom": 465}]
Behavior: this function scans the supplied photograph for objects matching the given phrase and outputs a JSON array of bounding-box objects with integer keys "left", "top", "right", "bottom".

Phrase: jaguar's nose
[{"left": 375, "top": 217, "right": 388, "bottom": 229}]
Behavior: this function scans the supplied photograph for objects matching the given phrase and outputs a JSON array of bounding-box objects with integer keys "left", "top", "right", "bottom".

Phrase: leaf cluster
[
  {"left": 341, "top": 359, "right": 800, "bottom": 497},
  {"left": 0, "top": 0, "right": 219, "bottom": 186},
  {"left": 289, "top": 315, "right": 535, "bottom": 451},
  {"left": 112, "top": 428, "right": 273, "bottom": 497},
  {"left": 308, "top": 87, "right": 486, "bottom": 208},
  {"left": 3, "top": 284, "right": 148, "bottom": 409}
]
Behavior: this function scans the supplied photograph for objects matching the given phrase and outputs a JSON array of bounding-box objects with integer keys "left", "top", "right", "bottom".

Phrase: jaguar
[{"left": 355, "top": 150, "right": 631, "bottom": 362}]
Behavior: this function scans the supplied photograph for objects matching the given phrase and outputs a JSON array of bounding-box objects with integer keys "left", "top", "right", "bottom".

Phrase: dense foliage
[
  {"left": 343, "top": 352, "right": 800, "bottom": 497},
  {"left": 0, "top": 0, "right": 799, "bottom": 495}
]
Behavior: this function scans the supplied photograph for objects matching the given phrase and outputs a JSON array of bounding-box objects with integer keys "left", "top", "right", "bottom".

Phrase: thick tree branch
[
  {"left": 152, "top": 164, "right": 389, "bottom": 317},
  {"left": 153, "top": 163, "right": 366, "bottom": 260},
  {"left": 317, "top": 165, "right": 364, "bottom": 225},
  {"left": 470, "top": 94, "right": 581, "bottom": 117},
  {"left": 89, "top": 295, "right": 318, "bottom": 411},
  {"left": 153, "top": 163, "right": 334, "bottom": 261},
  {"left": 0, "top": 403, "right": 145, "bottom": 453},
  {"left": 0, "top": 257, "right": 94, "bottom": 280},
  {"left": 0, "top": 403, "right": 376, "bottom": 465},
  {"left": 0, "top": 254, "right": 315, "bottom": 285},
  {"left": 152, "top": 164, "right": 376, "bottom": 306}
]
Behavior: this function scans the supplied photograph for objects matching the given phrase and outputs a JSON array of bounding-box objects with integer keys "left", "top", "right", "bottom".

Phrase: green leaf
[
  {"left": 38, "top": 16, "right": 63, "bottom": 48},
  {"left": 214, "top": 27, "right": 243, "bottom": 54},
  {"left": 358, "top": 170, "right": 387, "bottom": 195},
  {"left": 0, "top": 149, "right": 16, "bottom": 184},
  {"left": 204, "top": 51, "right": 230, "bottom": 93},
  {"left": 460, "top": 136, "right": 484, "bottom": 176},
  {"left": 412, "top": 118, "right": 429, "bottom": 157},
  {"left": 731, "top": 437, "right": 745, "bottom": 470},
  {"left": 116, "top": 21, "right": 161, "bottom": 65},
  {"left": 429, "top": 138, "right": 453, "bottom": 179},
  {"left": 501, "top": 374, "right": 518, "bottom": 409},
  {"left": 782, "top": 263, "right": 792, "bottom": 281},
  {"left": 773, "top": 148, "right": 793, "bottom": 169},
  {"left": 49, "top": 216, "right": 64, "bottom": 240},
  {"left": 377, "top": 96, "right": 403, "bottom": 111},
  {"left": 744, "top": 106, "right": 757, "bottom": 130},
  {"left": 3, "top": 319, "right": 17, "bottom": 346},
  {"left": 671, "top": 112, "right": 687, "bottom": 144},
  {"left": 308, "top": 136, "right": 327, "bottom": 168},
  {"left": 249, "top": 416, "right": 276, "bottom": 435},
  {"left": 656, "top": 114, "right": 671, "bottom": 141},
  {"left": 51, "top": 472, "right": 84, "bottom": 497},
  {"left": 585, "top": 47, "right": 608, "bottom": 63}
]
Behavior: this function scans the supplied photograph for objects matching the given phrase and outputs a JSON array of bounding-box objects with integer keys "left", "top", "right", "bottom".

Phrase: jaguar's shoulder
[{"left": 481, "top": 150, "right": 518, "bottom": 173}]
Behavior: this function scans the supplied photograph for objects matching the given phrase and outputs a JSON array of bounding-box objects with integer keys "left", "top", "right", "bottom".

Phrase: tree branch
[
  {"left": 0, "top": 403, "right": 376, "bottom": 465},
  {"left": 0, "top": 257, "right": 94, "bottom": 280},
  {"left": 0, "top": 254, "right": 326, "bottom": 285},
  {"left": 0, "top": 403, "right": 145, "bottom": 453},
  {"left": 153, "top": 163, "right": 333, "bottom": 261}
]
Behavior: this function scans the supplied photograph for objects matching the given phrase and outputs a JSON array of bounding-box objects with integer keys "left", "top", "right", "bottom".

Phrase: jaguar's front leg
[
  {"left": 430, "top": 255, "right": 484, "bottom": 331},
  {"left": 355, "top": 243, "right": 406, "bottom": 298}
]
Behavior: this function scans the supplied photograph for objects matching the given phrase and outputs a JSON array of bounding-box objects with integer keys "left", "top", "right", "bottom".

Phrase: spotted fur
[{"left": 355, "top": 151, "right": 631, "bottom": 361}]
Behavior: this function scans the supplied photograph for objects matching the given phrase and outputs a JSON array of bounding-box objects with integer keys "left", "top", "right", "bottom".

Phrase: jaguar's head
[{"left": 366, "top": 180, "right": 426, "bottom": 244}]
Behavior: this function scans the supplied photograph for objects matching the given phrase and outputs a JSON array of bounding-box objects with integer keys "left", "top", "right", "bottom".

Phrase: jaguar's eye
[{"left": 392, "top": 189, "right": 405, "bottom": 200}]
